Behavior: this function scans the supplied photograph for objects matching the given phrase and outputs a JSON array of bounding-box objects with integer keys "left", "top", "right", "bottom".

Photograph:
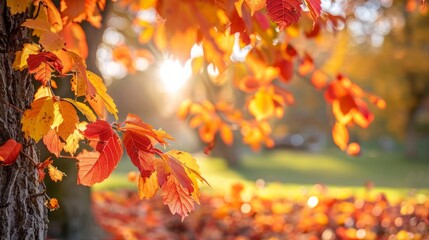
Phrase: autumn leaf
[
  {"left": 7, "top": 0, "right": 31, "bottom": 15},
  {"left": 43, "top": 129, "right": 65, "bottom": 158},
  {"left": 346, "top": 142, "right": 361, "bottom": 156},
  {"left": 13, "top": 43, "right": 41, "bottom": 71},
  {"left": 311, "top": 70, "right": 328, "bottom": 89},
  {"left": 27, "top": 52, "right": 63, "bottom": 86},
  {"left": 57, "top": 101, "right": 79, "bottom": 141},
  {"left": 220, "top": 123, "right": 233, "bottom": 145},
  {"left": 248, "top": 90, "right": 275, "bottom": 121},
  {"left": 64, "top": 122, "right": 87, "bottom": 156},
  {"left": 45, "top": 198, "right": 60, "bottom": 211},
  {"left": 138, "top": 173, "right": 159, "bottom": 199},
  {"left": 332, "top": 123, "right": 349, "bottom": 151},
  {"left": 245, "top": 0, "right": 267, "bottom": 15},
  {"left": 266, "top": 0, "right": 302, "bottom": 30},
  {"left": 41, "top": 0, "right": 63, "bottom": 31},
  {"left": 21, "top": 18, "right": 52, "bottom": 34},
  {"left": 60, "top": 0, "right": 105, "bottom": 28},
  {"left": 0, "top": 139, "right": 22, "bottom": 166},
  {"left": 86, "top": 71, "right": 118, "bottom": 120},
  {"left": 60, "top": 23, "right": 88, "bottom": 60},
  {"left": 166, "top": 150, "right": 208, "bottom": 203},
  {"left": 63, "top": 98, "right": 96, "bottom": 122},
  {"left": 161, "top": 175, "right": 195, "bottom": 221},
  {"left": 77, "top": 120, "right": 123, "bottom": 186},
  {"left": 39, "top": 31, "right": 65, "bottom": 52},
  {"left": 123, "top": 130, "right": 156, "bottom": 178},
  {"left": 48, "top": 164, "right": 66, "bottom": 182},
  {"left": 21, "top": 97, "right": 55, "bottom": 142},
  {"left": 68, "top": 51, "right": 97, "bottom": 97},
  {"left": 303, "top": 0, "right": 322, "bottom": 22}
]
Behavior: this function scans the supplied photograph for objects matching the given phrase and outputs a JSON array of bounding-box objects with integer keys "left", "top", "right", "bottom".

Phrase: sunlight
[{"left": 158, "top": 59, "right": 191, "bottom": 93}]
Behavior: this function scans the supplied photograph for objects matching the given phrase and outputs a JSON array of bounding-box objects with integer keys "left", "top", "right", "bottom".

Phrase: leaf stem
[{"left": 20, "top": 150, "right": 38, "bottom": 167}]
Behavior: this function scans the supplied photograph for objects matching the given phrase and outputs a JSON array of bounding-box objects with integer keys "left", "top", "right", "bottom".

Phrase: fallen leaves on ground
[{"left": 93, "top": 183, "right": 429, "bottom": 240}]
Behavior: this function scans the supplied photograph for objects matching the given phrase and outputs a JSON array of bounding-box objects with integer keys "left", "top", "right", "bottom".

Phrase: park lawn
[{"left": 93, "top": 148, "right": 429, "bottom": 202}]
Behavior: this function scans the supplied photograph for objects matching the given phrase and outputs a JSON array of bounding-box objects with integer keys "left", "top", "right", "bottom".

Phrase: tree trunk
[{"left": 0, "top": 2, "right": 48, "bottom": 239}]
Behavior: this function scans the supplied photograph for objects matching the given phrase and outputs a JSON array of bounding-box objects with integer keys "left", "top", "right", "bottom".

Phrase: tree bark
[{"left": 0, "top": 2, "right": 48, "bottom": 239}]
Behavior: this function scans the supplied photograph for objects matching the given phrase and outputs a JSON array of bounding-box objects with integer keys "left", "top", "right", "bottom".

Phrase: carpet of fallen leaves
[{"left": 93, "top": 183, "right": 429, "bottom": 240}]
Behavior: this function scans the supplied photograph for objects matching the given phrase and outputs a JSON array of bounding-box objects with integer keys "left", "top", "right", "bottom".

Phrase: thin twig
[
  {"left": 7, "top": 102, "right": 24, "bottom": 112},
  {"left": 20, "top": 150, "right": 38, "bottom": 167}
]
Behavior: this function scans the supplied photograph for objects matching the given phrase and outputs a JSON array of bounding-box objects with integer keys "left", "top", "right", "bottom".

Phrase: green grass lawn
[{"left": 93, "top": 148, "right": 429, "bottom": 202}]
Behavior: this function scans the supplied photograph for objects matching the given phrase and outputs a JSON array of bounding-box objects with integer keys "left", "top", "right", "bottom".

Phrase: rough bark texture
[{"left": 0, "top": 1, "right": 48, "bottom": 239}]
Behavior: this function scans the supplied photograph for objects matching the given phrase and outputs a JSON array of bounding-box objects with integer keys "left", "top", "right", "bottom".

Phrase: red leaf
[
  {"left": 27, "top": 52, "right": 63, "bottom": 86},
  {"left": 161, "top": 175, "right": 195, "bottom": 221},
  {"left": 275, "top": 59, "right": 293, "bottom": 83},
  {"left": 163, "top": 154, "right": 194, "bottom": 193},
  {"left": 77, "top": 120, "right": 123, "bottom": 186},
  {"left": 303, "top": 0, "right": 322, "bottom": 21},
  {"left": 0, "top": 139, "right": 22, "bottom": 166},
  {"left": 266, "top": 0, "right": 302, "bottom": 30},
  {"left": 123, "top": 130, "right": 156, "bottom": 178}
]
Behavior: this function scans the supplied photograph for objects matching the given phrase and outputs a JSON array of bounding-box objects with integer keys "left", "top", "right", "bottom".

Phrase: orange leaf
[
  {"left": 0, "top": 139, "right": 22, "bottom": 166},
  {"left": 346, "top": 142, "right": 361, "bottom": 156},
  {"left": 77, "top": 120, "right": 123, "bottom": 186},
  {"left": 332, "top": 123, "right": 349, "bottom": 151},
  {"left": 245, "top": 0, "right": 267, "bottom": 15},
  {"left": 39, "top": 31, "right": 65, "bottom": 52},
  {"left": 60, "top": 23, "right": 88, "bottom": 59},
  {"left": 45, "top": 198, "right": 60, "bottom": 211},
  {"left": 298, "top": 53, "right": 314, "bottom": 76},
  {"left": 311, "top": 70, "right": 328, "bottom": 89},
  {"left": 220, "top": 123, "right": 233, "bottom": 145},
  {"left": 138, "top": 173, "right": 159, "bottom": 199},
  {"left": 48, "top": 164, "right": 66, "bottom": 182},
  {"left": 43, "top": 129, "right": 65, "bottom": 158},
  {"left": 21, "top": 18, "right": 51, "bottom": 33},
  {"left": 161, "top": 175, "right": 195, "bottom": 221},
  {"left": 27, "top": 52, "right": 63, "bottom": 86},
  {"left": 41, "top": 0, "right": 63, "bottom": 31},
  {"left": 57, "top": 101, "right": 79, "bottom": 141}
]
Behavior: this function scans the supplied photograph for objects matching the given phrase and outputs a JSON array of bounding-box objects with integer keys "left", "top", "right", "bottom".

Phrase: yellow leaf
[
  {"left": 51, "top": 101, "right": 63, "bottom": 130},
  {"left": 332, "top": 123, "right": 349, "bottom": 151},
  {"left": 139, "top": 0, "right": 157, "bottom": 9},
  {"left": 34, "top": 86, "right": 52, "bottom": 100},
  {"left": 7, "top": 0, "right": 31, "bottom": 15},
  {"left": 248, "top": 90, "right": 275, "bottom": 121},
  {"left": 87, "top": 71, "right": 118, "bottom": 120},
  {"left": 21, "top": 97, "right": 55, "bottom": 142},
  {"left": 138, "top": 173, "right": 159, "bottom": 199},
  {"left": 63, "top": 98, "right": 96, "bottom": 122},
  {"left": 13, "top": 43, "right": 41, "bottom": 71},
  {"left": 48, "top": 164, "right": 66, "bottom": 182},
  {"left": 64, "top": 122, "right": 87, "bottom": 155},
  {"left": 58, "top": 101, "right": 79, "bottom": 140}
]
